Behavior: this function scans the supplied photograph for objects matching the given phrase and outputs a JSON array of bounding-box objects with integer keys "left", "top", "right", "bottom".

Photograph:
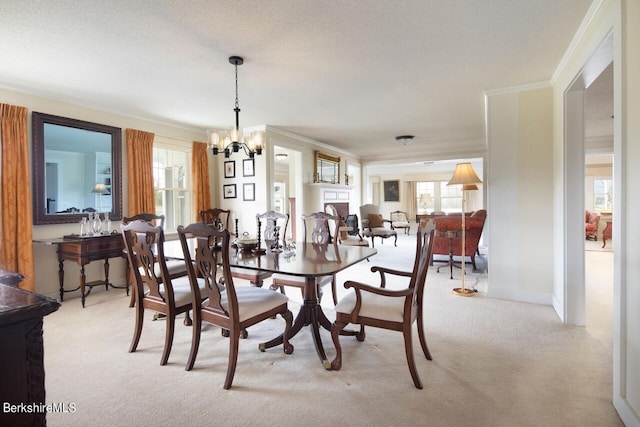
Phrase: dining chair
[
  {"left": 230, "top": 211, "right": 289, "bottom": 288},
  {"left": 122, "top": 213, "right": 188, "bottom": 308},
  {"left": 177, "top": 222, "right": 294, "bottom": 389},
  {"left": 271, "top": 211, "right": 340, "bottom": 305},
  {"left": 121, "top": 220, "right": 206, "bottom": 366},
  {"left": 329, "top": 222, "right": 436, "bottom": 389},
  {"left": 199, "top": 208, "right": 231, "bottom": 230}
]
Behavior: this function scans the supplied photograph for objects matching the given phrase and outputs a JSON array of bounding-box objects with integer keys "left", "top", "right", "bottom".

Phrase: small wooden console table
[
  {"left": 35, "top": 233, "right": 128, "bottom": 307},
  {"left": 58, "top": 233, "right": 129, "bottom": 307}
]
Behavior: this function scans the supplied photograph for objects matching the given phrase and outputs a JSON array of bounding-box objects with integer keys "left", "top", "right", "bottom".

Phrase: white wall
[{"left": 485, "top": 85, "right": 554, "bottom": 304}]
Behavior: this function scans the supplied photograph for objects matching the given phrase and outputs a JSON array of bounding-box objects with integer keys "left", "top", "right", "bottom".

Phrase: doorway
[{"left": 563, "top": 33, "right": 614, "bottom": 327}]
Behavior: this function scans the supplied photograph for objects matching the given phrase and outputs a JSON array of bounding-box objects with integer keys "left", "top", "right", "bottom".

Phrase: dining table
[{"left": 165, "top": 240, "right": 377, "bottom": 368}]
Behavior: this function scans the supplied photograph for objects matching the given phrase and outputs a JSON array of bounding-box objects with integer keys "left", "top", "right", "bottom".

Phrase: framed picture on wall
[
  {"left": 243, "top": 183, "right": 255, "bottom": 201},
  {"left": 224, "top": 160, "right": 235, "bottom": 178},
  {"left": 383, "top": 180, "right": 400, "bottom": 202},
  {"left": 223, "top": 184, "right": 236, "bottom": 199},
  {"left": 243, "top": 158, "right": 255, "bottom": 177}
]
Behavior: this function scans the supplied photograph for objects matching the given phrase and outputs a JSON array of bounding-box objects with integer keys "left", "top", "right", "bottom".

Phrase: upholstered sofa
[
  {"left": 431, "top": 210, "right": 486, "bottom": 275},
  {"left": 585, "top": 210, "right": 600, "bottom": 240}
]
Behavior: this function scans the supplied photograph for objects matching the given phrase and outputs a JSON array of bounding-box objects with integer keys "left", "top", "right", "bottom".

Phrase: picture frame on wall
[
  {"left": 243, "top": 183, "right": 255, "bottom": 201},
  {"left": 383, "top": 180, "right": 400, "bottom": 202},
  {"left": 224, "top": 160, "right": 235, "bottom": 178},
  {"left": 243, "top": 158, "right": 255, "bottom": 177},
  {"left": 223, "top": 184, "right": 236, "bottom": 199}
]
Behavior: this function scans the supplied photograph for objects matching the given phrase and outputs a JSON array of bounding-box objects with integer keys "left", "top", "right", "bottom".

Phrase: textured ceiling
[{"left": 0, "top": 0, "right": 597, "bottom": 162}]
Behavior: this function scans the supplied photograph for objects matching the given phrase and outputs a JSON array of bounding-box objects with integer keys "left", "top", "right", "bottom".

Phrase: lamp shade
[
  {"left": 419, "top": 193, "right": 432, "bottom": 206},
  {"left": 447, "top": 162, "right": 482, "bottom": 186},
  {"left": 462, "top": 184, "right": 478, "bottom": 191},
  {"left": 91, "top": 183, "right": 108, "bottom": 194}
]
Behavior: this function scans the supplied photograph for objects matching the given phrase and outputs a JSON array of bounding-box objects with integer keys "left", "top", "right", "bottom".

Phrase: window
[
  {"left": 416, "top": 182, "right": 435, "bottom": 212},
  {"left": 415, "top": 181, "right": 462, "bottom": 213},
  {"left": 439, "top": 182, "right": 462, "bottom": 213},
  {"left": 593, "top": 178, "right": 613, "bottom": 213},
  {"left": 153, "top": 140, "right": 192, "bottom": 233}
]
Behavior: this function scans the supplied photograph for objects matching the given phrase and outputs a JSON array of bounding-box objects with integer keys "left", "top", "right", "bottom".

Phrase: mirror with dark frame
[
  {"left": 32, "top": 112, "right": 122, "bottom": 225},
  {"left": 314, "top": 151, "right": 341, "bottom": 184}
]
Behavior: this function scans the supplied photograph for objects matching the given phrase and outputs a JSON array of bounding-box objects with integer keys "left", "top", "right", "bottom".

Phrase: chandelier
[{"left": 208, "top": 56, "right": 264, "bottom": 158}]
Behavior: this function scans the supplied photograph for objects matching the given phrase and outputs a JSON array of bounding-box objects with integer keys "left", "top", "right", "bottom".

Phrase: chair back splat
[
  {"left": 199, "top": 208, "right": 231, "bottom": 231},
  {"left": 177, "top": 222, "right": 294, "bottom": 389},
  {"left": 329, "top": 222, "right": 435, "bottom": 389},
  {"left": 271, "top": 211, "right": 341, "bottom": 305},
  {"left": 230, "top": 211, "right": 289, "bottom": 288},
  {"left": 121, "top": 219, "right": 199, "bottom": 366}
]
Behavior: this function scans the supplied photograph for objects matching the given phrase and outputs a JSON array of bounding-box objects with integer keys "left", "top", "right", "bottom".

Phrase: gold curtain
[
  {"left": 192, "top": 141, "right": 211, "bottom": 221},
  {"left": 0, "top": 104, "right": 35, "bottom": 291},
  {"left": 126, "top": 129, "right": 155, "bottom": 215}
]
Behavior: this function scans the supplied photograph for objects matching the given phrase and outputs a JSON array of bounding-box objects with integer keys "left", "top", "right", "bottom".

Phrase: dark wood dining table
[{"left": 166, "top": 240, "right": 377, "bottom": 368}]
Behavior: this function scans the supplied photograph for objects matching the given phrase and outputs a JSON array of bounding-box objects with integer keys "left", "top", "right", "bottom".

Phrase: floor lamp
[
  {"left": 92, "top": 183, "right": 108, "bottom": 212},
  {"left": 447, "top": 163, "right": 482, "bottom": 297}
]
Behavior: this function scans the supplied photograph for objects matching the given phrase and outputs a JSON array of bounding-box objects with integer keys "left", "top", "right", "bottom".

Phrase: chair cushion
[
  {"left": 339, "top": 237, "right": 369, "bottom": 247},
  {"left": 335, "top": 291, "right": 404, "bottom": 323},
  {"left": 370, "top": 227, "right": 396, "bottom": 237},
  {"left": 139, "top": 260, "right": 187, "bottom": 278},
  {"left": 157, "top": 276, "right": 205, "bottom": 308},
  {"left": 271, "top": 273, "right": 333, "bottom": 287},
  {"left": 392, "top": 221, "right": 410, "bottom": 228},
  {"left": 216, "top": 286, "right": 288, "bottom": 322},
  {"left": 368, "top": 214, "right": 384, "bottom": 228}
]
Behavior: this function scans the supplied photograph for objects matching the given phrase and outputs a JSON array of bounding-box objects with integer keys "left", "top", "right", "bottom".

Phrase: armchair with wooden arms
[
  {"left": 329, "top": 222, "right": 436, "bottom": 388},
  {"left": 359, "top": 204, "right": 398, "bottom": 248}
]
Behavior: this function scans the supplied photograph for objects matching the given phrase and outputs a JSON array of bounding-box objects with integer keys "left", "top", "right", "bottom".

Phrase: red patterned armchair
[
  {"left": 585, "top": 210, "right": 600, "bottom": 240},
  {"left": 431, "top": 210, "right": 486, "bottom": 277}
]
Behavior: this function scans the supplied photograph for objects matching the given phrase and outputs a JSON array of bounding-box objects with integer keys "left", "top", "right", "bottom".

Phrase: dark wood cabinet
[{"left": 0, "top": 272, "right": 60, "bottom": 427}]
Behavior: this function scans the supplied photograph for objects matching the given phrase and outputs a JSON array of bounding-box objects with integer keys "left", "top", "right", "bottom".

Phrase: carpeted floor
[{"left": 42, "top": 231, "right": 622, "bottom": 427}]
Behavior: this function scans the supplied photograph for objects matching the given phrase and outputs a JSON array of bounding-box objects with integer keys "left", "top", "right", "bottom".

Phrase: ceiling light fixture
[
  {"left": 275, "top": 153, "right": 288, "bottom": 160},
  {"left": 395, "top": 135, "right": 414, "bottom": 145},
  {"left": 208, "top": 56, "right": 263, "bottom": 158}
]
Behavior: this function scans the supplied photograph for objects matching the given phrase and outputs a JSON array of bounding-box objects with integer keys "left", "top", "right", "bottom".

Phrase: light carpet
[{"left": 42, "top": 232, "right": 622, "bottom": 427}]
